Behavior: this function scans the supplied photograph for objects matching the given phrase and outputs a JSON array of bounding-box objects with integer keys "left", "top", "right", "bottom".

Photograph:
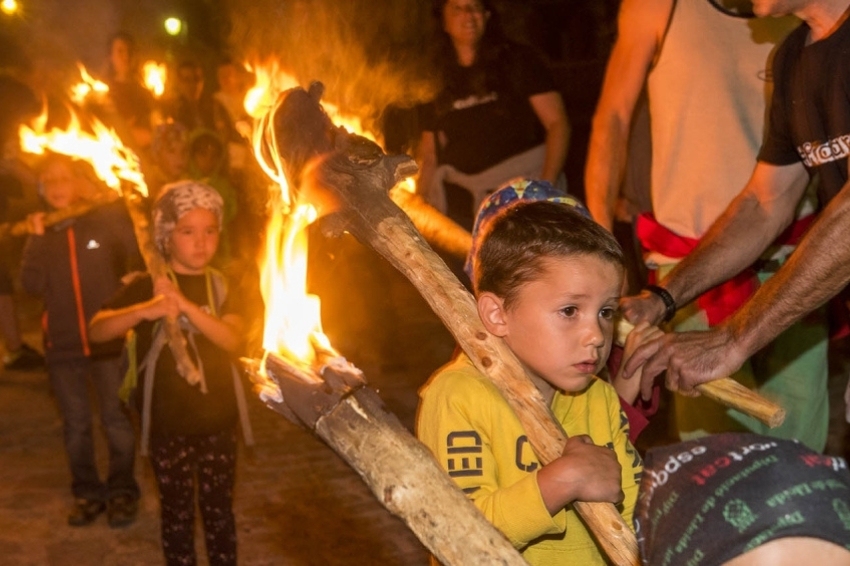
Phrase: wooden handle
[{"left": 615, "top": 319, "right": 785, "bottom": 428}]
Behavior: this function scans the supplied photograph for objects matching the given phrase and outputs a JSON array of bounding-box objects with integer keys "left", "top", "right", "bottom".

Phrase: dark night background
[{"left": 0, "top": 0, "right": 622, "bottom": 201}]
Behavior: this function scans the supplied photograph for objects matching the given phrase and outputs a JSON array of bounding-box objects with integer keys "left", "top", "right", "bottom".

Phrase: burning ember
[
  {"left": 142, "top": 61, "right": 167, "bottom": 99},
  {"left": 19, "top": 108, "right": 148, "bottom": 198},
  {"left": 69, "top": 65, "right": 109, "bottom": 105}
]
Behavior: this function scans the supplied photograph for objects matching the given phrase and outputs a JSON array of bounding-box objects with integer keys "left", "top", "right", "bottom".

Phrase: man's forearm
[
  {"left": 660, "top": 163, "right": 808, "bottom": 309},
  {"left": 541, "top": 119, "right": 569, "bottom": 185},
  {"left": 727, "top": 182, "right": 850, "bottom": 356},
  {"left": 585, "top": 116, "right": 629, "bottom": 231}
]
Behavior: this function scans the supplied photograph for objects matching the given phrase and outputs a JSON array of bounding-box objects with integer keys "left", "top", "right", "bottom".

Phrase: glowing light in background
[
  {"left": 142, "top": 61, "right": 167, "bottom": 98},
  {"left": 0, "top": 0, "right": 17, "bottom": 16},
  {"left": 164, "top": 17, "right": 183, "bottom": 36}
]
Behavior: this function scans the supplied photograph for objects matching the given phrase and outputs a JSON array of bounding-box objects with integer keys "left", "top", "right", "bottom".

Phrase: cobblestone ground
[{"left": 1, "top": 236, "right": 848, "bottom": 565}]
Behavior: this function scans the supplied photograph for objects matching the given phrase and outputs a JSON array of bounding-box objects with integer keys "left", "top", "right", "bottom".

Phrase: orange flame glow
[
  {"left": 20, "top": 109, "right": 148, "bottom": 198},
  {"left": 70, "top": 65, "right": 109, "bottom": 105},
  {"left": 142, "top": 61, "right": 167, "bottom": 99},
  {"left": 248, "top": 61, "right": 336, "bottom": 365}
]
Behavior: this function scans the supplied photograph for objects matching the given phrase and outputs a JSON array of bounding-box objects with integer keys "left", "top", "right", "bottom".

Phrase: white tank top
[{"left": 647, "top": 0, "right": 800, "bottom": 239}]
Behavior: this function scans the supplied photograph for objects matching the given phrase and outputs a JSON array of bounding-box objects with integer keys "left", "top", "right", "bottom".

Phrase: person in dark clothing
[
  {"left": 103, "top": 32, "right": 155, "bottom": 152},
  {"left": 160, "top": 60, "right": 232, "bottom": 144},
  {"left": 415, "top": 0, "right": 569, "bottom": 228},
  {"left": 0, "top": 69, "right": 45, "bottom": 371},
  {"left": 90, "top": 180, "right": 253, "bottom": 566},
  {"left": 21, "top": 153, "right": 142, "bottom": 527}
]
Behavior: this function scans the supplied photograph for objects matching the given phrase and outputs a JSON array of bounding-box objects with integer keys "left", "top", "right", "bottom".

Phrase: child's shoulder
[{"left": 419, "top": 353, "right": 503, "bottom": 403}]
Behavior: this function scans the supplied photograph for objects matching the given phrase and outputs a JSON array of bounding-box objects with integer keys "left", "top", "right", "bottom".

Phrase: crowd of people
[{"left": 0, "top": 0, "right": 850, "bottom": 564}]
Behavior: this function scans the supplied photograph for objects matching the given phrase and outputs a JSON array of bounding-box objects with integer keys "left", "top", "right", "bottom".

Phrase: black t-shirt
[
  {"left": 105, "top": 272, "right": 239, "bottom": 438},
  {"left": 759, "top": 16, "right": 850, "bottom": 206},
  {"left": 418, "top": 43, "right": 556, "bottom": 175}
]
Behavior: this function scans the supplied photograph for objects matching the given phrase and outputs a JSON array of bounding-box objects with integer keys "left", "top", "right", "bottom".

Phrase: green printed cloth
[{"left": 635, "top": 433, "right": 850, "bottom": 565}]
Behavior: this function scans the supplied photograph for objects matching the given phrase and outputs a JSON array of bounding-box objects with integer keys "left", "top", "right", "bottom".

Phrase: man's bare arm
[
  {"left": 730, "top": 174, "right": 850, "bottom": 355},
  {"left": 584, "top": 0, "right": 672, "bottom": 231},
  {"left": 661, "top": 162, "right": 808, "bottom": 305}
]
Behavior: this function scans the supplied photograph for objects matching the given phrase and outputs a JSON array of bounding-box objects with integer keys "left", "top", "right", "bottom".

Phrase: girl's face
[
  {"left": 442, "top": 0, "right": 489, "bottom": 50},
  {"left": 167, "top": 208, "right": 219, "bottom": 274}
]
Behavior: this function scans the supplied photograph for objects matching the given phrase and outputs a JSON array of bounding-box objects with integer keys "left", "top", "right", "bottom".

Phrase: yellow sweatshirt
[{"left": 417, "top": 354, "right": 642, "bottom": 565}]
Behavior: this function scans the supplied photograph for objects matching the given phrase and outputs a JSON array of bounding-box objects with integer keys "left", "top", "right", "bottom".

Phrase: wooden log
[
  {"left": 614, "top": 319, "right": 785, "bottom": 428},
  {"left": 388, "top": 186, "right": 472, "bottom": 261},
  {"left": 0, "top": 191, "right": 118, "bottom": 241},
  {"left": 269, "top": 86, "right": 640, "bottom": 566},
  {"left": 120, "top": 184, "right": 203, "bottom": 390},
  {"left": 247, "top": 352, "right": 529, "bottom": 566}
]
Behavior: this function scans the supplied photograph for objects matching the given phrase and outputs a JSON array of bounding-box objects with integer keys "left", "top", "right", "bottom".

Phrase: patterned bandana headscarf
[
  {"left": 464, "top": 177, "right": 591, "bottom": 278},
  {"left": 153, "top": 180, "right": 224, "bottom": 254}
]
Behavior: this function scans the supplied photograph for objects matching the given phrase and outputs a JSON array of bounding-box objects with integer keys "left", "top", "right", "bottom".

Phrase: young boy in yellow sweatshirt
[{"left": 417, "top": 179, "right": 644, "bottom": 564}]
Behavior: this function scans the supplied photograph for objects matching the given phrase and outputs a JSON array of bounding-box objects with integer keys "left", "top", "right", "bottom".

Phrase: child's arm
[
  {"left": 536, "top": 435, "right": 624, "bottom": 514},
  {"left": 154, "top": 276, "right": 244, "bottom": 353},
  {"left": 612, "top": 321, "right": 664, "bottom": 404},
  {"left": 89, "top": 294, "right": 176, "bottom": 343},
  {"left": 418, "top": 370, "right": 575, "bottom": 548}
]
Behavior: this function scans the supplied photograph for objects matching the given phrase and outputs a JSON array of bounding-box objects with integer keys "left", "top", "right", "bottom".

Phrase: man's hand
[
  {"left": 620, "top": 289, "right": 667, "bottom": 326},
  {"left": 622, "top": 324, "right": 748, "bottom": 401}
]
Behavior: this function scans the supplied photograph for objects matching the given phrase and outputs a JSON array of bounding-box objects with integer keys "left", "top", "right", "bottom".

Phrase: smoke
[{"left": 226, "top": 0, "right": 437, "bottom": 138}]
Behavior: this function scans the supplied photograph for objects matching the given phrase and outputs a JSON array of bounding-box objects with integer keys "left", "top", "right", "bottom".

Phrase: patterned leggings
[{"left": 150, "top": 430, "right": 237, "bottom": 566}]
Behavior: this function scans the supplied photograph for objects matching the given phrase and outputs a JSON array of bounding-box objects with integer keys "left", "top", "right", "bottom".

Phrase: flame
[
  {"left": 260, "top": 197, "right": 332, "bottom": 362},
  {"left": 70, "top": 65, "right": 109, "bottom": 105},
  {"left": 19, "top": 108, "right": 148, "bottom": 198},
  {"left": 248, "top": 61, "right": 350, "bottom": 366},
  {"left": 142, "top": 61, "right": 167, "bottom": 99}
]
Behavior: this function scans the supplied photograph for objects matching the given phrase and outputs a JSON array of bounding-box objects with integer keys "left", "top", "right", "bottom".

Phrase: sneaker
[
  {"left": 68, "top": 498, "right": 106, "bottom": 526},
  {"left": 107, "top": 494, "right": 138, "bottom": 528},
  {"left": 3, "top": 343, "right": 45, "bottom": 371}
]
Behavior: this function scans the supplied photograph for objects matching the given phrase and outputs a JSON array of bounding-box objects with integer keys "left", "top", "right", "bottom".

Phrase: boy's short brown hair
[{"left": 474, "top": 200, "right": 624, "bottom": 308}]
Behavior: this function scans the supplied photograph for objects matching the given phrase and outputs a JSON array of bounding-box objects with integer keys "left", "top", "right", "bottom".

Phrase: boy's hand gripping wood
[
  {"left": 269, "top": 84, "right": 640, "bottom": 566},
  {"left": 615, "top": 319, "right": 785, "bottom": 428}
]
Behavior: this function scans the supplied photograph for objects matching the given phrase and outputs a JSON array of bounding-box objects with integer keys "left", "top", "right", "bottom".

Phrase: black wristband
[{"left": 645, "top": 285, "right": 677, "bottom": 322}]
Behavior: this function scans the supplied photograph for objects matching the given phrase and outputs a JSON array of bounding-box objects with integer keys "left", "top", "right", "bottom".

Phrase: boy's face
[
  {"left": 167, "top": 208, "right": 219, "bottom": 274},
  {"left": 40, "top": 161, "right": 81, "bottom": 209},
  {"left": 480, "top": 254, "right": 621, "bottom": 393}
]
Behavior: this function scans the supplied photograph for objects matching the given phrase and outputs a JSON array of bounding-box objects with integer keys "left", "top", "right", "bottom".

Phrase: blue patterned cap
[{"left": 464, "top": 177, "right": 591, "bottom": 278}]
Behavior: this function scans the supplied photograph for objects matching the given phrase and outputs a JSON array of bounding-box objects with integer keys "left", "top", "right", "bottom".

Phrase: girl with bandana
[{"left": 90, "top": 180, "right": 253, "bottom": 566}]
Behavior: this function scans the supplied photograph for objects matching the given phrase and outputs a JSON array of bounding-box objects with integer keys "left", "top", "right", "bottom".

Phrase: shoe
[
  {"left": 107, "top": 494, "right": 139, "bottom": 528},
  {"left": 68, "top": 498, "right": 106, "bottom": 526},
  {"left": 3, "top": 343, "right": 45, "bottom": 371}
]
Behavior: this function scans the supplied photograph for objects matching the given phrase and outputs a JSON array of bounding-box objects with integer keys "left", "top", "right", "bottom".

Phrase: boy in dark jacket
[{"left": 21, "top": 153, "right": 142, "bottom": 527}]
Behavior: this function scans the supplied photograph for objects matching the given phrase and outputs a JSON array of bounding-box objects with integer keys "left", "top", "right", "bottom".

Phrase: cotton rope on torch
[
  {"left": 248, "top": 81, "right": 641, "bottom": 566},
  {"left": 19, "top": 109, "right": 204, "bottom": 390},
  {"left": 241, "top": 83, "right": 529, "bottom": 565}
]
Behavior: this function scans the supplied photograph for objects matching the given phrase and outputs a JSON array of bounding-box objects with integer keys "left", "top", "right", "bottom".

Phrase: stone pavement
[{"left": 1, "top": 235, "right": 848, "bottom": 565}]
